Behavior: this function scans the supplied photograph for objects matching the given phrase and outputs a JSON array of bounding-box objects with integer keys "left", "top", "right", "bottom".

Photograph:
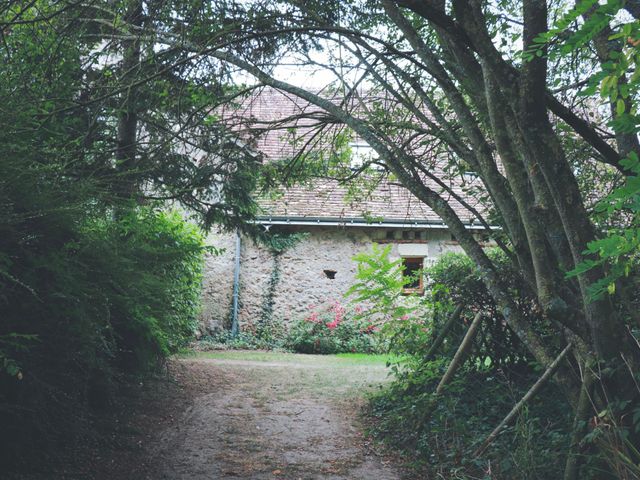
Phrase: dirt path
[{"left": 104, "top": 352, "right": 402, "bottom": 480}]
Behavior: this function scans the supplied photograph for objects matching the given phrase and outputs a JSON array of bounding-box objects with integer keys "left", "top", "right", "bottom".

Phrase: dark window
[
  {"left": 386, "top": 230, "right": 395, "bottom": 240},
  {"left": 402, "top": 257, "right": 424, "bottom": 294},
  {"left": 323, "top": 269, "right": 337, "bottom": 279}
]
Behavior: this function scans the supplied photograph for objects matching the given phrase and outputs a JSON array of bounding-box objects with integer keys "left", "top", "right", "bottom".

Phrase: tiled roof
[
  {"left": 223, "top": 88, "right": 484, "bottom": 225},
  {"left": 222, "top": 87, "right": 333, "bottom": 160},
  {"left": 258, "top": 178, "right": 479, "bottom": 225}
]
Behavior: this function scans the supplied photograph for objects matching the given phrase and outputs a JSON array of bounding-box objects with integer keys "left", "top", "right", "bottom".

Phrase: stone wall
[{"left": 200, "top": 225, "right": 465, "bottom": 332}]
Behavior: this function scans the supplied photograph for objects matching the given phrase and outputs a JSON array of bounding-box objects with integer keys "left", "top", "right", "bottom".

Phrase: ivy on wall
[
  {"left": 258, "top": 253, "right": 283, "bottom": 336},
  {"left": 229, "top": 231, "right": 307, "bottom": 338},
  {"left": 257, "top": 232, "right": 307, "bottom": 332}
]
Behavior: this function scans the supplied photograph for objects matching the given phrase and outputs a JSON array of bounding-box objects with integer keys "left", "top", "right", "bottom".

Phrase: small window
[
  {"left": 349, "top": 141, "right": 380, "bottom": 169},
  {"left": 323, "top": 269, "right": 337, "bottom": 279},
  {"left": 402, "top": 257, "right": 424, "bottom": 294}
]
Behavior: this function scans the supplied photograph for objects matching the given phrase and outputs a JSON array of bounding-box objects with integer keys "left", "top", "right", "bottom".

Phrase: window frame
[
  {"left": 401, "top": 256, "right": 425, "bottom": 295},
  {"left": 348, "top": 141, "right": 383, "bottom": 170}
]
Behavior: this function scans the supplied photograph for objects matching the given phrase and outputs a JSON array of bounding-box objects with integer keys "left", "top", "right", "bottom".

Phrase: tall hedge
[{"left": 0, "top": 203, "right": 205, "bottom": 467}]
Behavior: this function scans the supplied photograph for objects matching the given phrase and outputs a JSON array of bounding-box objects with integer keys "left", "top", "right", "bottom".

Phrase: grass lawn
[
  {"left": 181, "top": 349, "right": 400, "bottom": 366},
  {"left": 177, "top": 350, "right": 404, "bottom": 400}
]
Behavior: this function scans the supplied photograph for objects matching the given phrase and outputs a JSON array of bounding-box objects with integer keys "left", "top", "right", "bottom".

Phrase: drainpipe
[{"left": 231, "top": 229, "right": 241, "bottom": 337}]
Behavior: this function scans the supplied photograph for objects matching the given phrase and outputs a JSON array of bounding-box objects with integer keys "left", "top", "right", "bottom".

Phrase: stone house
[{"left": 200, "top": 89, "right": 490, "bottom": 333}]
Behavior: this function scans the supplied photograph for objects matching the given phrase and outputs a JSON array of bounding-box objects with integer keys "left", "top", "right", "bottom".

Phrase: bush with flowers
[{"left": 285, "top": 300, "right": 382, "bottom": 354}]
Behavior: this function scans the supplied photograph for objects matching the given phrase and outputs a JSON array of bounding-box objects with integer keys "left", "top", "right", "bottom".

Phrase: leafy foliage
[
  {"left": 538, "top": 1, "right": 640, "bottom": 306},
  {"left": 346, "top": 244, "right": 428, "bottom": 355},
  {"left": 427, "top": 251, "right": 542, "bottom": 369},
  {"left": 0, "top": 203, "right": 206, "bottom": 467},
  {"left": 259, "top": 232, "right": 309, "bottom": 254},
  {"left": 565, "top": 55, "right": 640, "bottom": 304},
  {"left": 356, "top": 251, "right": 571, "bottom": 478},
  {"left": 367, "top": 366, "right": 572, "bottom": 479},
  {"left": 348, "top": 246, "right": 538, "bottom": 368},
  {"left": 254, "top": 231, "right": 308, "bottom": 341},
  {"left": 0, "top": 1, "right": 258, "bottom": 469},
  {"left": 197, "top": 325, "right": 289, "bottom": 351},
  {"left": 79, "top": 208, "right": 206, "bottom": 361}
]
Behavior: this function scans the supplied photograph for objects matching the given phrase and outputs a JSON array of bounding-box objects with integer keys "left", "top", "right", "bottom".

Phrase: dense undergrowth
[
  {"left": 351, "top": 248, "right": 615, "bottom": 479},
  {"left": 0, "top": 8, "right": 232, "bottom": 470},
  {"left": 368, "top": 363, "right": 572, "bottom": 478},
  {"left": 0, "top": 197, "right": 206, "bottom": 469}
]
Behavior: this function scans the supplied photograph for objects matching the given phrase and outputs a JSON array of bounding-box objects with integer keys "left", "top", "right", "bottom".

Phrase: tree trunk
[{"left": 115, "top": 0, "right": 143, "bottom": 200}]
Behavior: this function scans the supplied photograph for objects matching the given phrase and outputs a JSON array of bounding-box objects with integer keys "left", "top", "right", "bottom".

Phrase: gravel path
[{"left": 147, "top": 355, "right": 401, "bottom": 480}]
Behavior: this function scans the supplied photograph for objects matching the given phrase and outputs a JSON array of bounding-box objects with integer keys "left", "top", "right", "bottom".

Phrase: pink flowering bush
[{"left": 285, "top": 300, "right": 381, "bottom": 354}]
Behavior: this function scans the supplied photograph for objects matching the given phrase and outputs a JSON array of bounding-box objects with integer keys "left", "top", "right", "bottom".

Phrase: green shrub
[
  {"left": 0, "top": 13, "right": 225, "bottom": 470},
  {"left": 285, "top": 301, "right": 381, "bottom": 354},
  {"left": 80, "top": 207, "right": 206, "bottom": 366},
  {"left": 357, "top": 249, "right": 572, "bottom": 478},
  {"left": 197, "top": 321, "right": 289, "bottom": 351},
  {"left": 197, "top": 331, "right": 265, "bottom": 350},
  {"left": 347, "top": 244, "right": 429, "bottom": 358},
  {"left": 347, "top": 246, "right": 538, "bottom": 366},
  {"left": 426, "top": 250, "right": 543, "bottom": 369},
  {"left": 367, "top": 366, "right": 572, "bottom": 479},
  {"left": 0, "top": 204, "right": 206, "bottom": 467}
]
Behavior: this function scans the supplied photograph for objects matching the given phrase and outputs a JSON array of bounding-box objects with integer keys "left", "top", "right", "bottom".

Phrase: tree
[
  {"left": 0, "top": 0, "right": 280, "bottom": 466},
  {"left": 114, "top": 0, "right": 639, "bottom": 474},
  {"left": 1, "top": 0, "right": 275, "bottom": 228},
  {"left": 4, "top": 0, "right": 639, "bottom": 474}
]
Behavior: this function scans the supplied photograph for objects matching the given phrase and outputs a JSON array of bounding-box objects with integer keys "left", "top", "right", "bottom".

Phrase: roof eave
[{"left": 253, "top": 216, "right": 499, "bottom": 230}]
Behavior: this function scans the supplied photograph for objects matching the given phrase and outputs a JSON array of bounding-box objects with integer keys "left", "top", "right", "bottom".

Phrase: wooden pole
[
  {"left": 473, "top": 342, "right": 574, "bottom": 457},
  {"left": 424, "top": 303, "right": 464, "bottom": 361},
  {"left": 563, "top": 366, "right": 594, "bottom": 480},
  {"left": 436, "top": 311, "right": 484, "bottom": 395}
]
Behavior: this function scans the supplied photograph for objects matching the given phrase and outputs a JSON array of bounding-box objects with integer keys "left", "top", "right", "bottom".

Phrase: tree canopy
[
  {"left": 137, "top": 0, "right": 640, "bottom": 474},
  {"left": 2, "top": 0, "right": 640, "bottom": 477}
]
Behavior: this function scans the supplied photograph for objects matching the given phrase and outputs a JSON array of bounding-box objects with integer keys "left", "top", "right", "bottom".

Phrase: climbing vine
[
  {"left": 258, "top": 254, "right": 283, "bottom": 338},
  {"left": 255, "top": 232, "right": 308, "bottom": 339}
]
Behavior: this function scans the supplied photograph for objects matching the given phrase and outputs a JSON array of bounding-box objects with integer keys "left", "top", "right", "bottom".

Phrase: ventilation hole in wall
[{"left": 323, "top": 269, "right": 337, "bottom": 279}]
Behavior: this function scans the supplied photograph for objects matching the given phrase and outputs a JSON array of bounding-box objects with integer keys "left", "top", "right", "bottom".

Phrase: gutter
[
  {"left": 252, "top": 216, "right": 499, "bottom": 231},
  {"left": 231, "top": 229, "right": 241, "bottom": 337}
]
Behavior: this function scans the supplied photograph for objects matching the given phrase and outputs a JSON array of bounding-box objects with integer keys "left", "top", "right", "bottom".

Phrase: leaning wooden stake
[
  {"left": 563, "top": 366, "right": 595, "bottom": 480},
  {"left": 424, "top": 303, "right": 464, "bottom": 361},
  {"left": 473, "top": 342, "right": 575, "bottom": 458},
  {"left": 436, "top": 311, "right": 484, "bottom": 395}
]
